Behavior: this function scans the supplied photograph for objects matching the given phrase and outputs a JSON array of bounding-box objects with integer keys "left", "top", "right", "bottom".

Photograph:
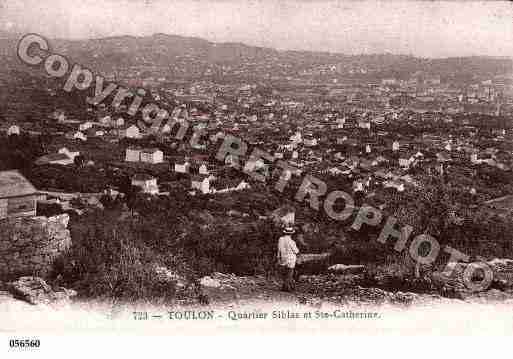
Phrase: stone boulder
[
  {"left": 200, "top": 276, "right": 221, "bottom": 288},
  {"left": 86, "top": 196, "right": 104, "bottom": 210},
  {"left": 153, "top": 265, "right": 188, "bottom": 289},
  {"left": 7, "top": 276, "right": 77, "bottom": 305},
  {"left": 328, "top": 264, "right": 366, "bottom": 275}
]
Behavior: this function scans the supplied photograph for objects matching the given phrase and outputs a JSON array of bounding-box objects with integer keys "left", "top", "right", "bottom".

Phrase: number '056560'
[{"left": 9, "top": 339, "right": 40, "bottom": 349}]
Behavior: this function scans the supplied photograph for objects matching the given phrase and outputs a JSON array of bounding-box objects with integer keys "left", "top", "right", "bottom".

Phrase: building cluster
[{"left": 2, "top": 54, "right": 513, "bottom": 217}]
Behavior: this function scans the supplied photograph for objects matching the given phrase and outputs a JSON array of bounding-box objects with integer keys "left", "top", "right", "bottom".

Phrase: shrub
[{"left": 53, "top": 211, "right": 188, "bottom": 302}]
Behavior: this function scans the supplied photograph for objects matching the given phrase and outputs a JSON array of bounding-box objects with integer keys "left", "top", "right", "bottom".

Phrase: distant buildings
[
  {"left": 398, "top": 151, "right": 416, "bottom": 168},
  {"left": 131, "top": 174, "right": 159, "bottom": 194},
  {"left": 125, "top": 148, "right": 164, "bottom": 164},
  {"left": 79, "top": 122, "right": 94, "bottom": 131},
  {"left": 358, "top": 120, "right": 371, "bottom": 129},
  {"left": 72, "top": 131, "right": 87, "bottom": 141},
  {"left": 0, "top": 170, "right": 39, "bottom": 219},
  {"left": 175, "top": 161, "right": 191, "bottom": 173},
  {"left": 199, "top": 164, "right": 210, "bottom": 175},
  {"left": 191, "top": 175, "right": 210, "bottom": 194},
  {"left": 119, "top": 125, "right": 141, "bottom": 139},
  {"left": 7, "top": 125, "right": 20, "bottom": 136},
  {"left": 304, "top": 138, "right": 318, "bottom": 147}
]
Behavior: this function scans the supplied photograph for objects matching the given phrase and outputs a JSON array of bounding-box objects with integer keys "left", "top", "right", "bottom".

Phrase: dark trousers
[{"left": 280, "top": 266, "right": 295, "bottom": 292}]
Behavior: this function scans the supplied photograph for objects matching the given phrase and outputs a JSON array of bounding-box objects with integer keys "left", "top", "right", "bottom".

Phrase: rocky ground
[
  {"left": 195, "top": 271, "right": 513, "bottom": 308},
  {"left": 192, "top": 258, "right": 513, "bottom": 306},
  {"left": 2, "top": 258, "right": 513, "bottom": 310}
]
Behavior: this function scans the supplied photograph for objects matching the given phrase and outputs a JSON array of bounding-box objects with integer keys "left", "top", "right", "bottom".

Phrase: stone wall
[{"left": 0, "top": 214, "right": 71, "bottom": 280}]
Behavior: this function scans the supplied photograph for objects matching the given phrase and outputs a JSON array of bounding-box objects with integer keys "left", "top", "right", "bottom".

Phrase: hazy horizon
[{"left": 1, "top": 0, "right": 513, "bottom": 59}]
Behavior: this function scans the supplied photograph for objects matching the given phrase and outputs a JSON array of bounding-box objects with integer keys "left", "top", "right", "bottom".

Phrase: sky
[{"left": 1, "top": 0, "right": 512, "bottom": 58}]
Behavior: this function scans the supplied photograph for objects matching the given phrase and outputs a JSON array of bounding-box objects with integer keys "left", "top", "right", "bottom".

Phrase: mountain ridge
[{"left": 1, "top": 29, "right": 512, "bottom": 61}]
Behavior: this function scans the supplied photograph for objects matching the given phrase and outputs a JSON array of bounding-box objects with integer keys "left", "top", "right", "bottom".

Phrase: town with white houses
[{"left": 1, "top": 27, "right": 513, "bottom": 321}]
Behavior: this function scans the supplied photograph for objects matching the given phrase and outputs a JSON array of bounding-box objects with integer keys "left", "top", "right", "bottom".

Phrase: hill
[{"left": 0, "top": 31, "right": 511, "bottom": 80}]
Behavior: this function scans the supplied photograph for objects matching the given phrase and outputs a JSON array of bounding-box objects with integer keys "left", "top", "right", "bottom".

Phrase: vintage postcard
[{"left": 1, "top": 0, "right": 513, "bottom": 355}]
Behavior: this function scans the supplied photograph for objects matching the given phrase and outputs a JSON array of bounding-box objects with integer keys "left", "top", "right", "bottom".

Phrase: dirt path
[{"left": 197, "top": 272, "right": 513, "bottom": 307}]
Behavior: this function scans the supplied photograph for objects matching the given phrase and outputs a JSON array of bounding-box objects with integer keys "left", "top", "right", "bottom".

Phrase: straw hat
[{"left": 283, "top": 227, "right": 296, "bottom": 235}]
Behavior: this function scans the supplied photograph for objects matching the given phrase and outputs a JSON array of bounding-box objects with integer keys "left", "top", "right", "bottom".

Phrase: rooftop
[
  {"left": 0, "top": 170, "right": 37, "bottom": 199},
  {"left": 35, "top": 153, "right": 71, "bottom": 164}
]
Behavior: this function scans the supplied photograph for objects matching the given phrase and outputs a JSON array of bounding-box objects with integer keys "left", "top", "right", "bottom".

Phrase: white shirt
[{"left": 277, "top": 235, "right": 299, "bottom": 268}]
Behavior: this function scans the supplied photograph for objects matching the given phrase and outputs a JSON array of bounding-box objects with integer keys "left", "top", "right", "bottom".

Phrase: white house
[
  {"left": 336, "top": 137, "right": 348, "bottom": 145},
  {"left": 214, "top": 180, "right": 250, "bottom": 194},
  {"left": 470, "top": 152, "right": 482, "bottom": 164},
  {"left": 99, "top": 115, "right": 112, "bottom": 126},
  {"left": 358, "top": 120, "right": 371, "bottom": 129},
  {"left": 289, "top": 132, "right": 302, "bottom": 144},
  {"left": 279, "top": 143, "right": 295, "bottom": 151},
  {"left": 58, "top": 147, "right": 80, "bottom": 161},
  {"left": 114, "top": 117, "right": 125, "bottom": 127},
  {"left": 73, "top": 131, "right": 87, "bottom": 141},
  {"left": 398, "top": 158, "right": 409, "bottom": 168},
  {"left": 57, "top": 113, "right": 67, "bottom": 123},
  {"left": 392, "top": 141, "right": 400, "bottom": 152},
  {"left": 125, "top": 148, "right": 164, "bottom": 164},
  {"left": 352, "top": 180, "right": 365, "bottom": 192},
  {"left": 7, "top": 125, "right": 20, "bottom": 136},
  {"left": 120, "top": 125, "right": 141, "bottom": 139},
  {"left": 131, "top": 174, "right": 158, "bottom": 194},
  {"left": 125, "top": 147, "right": 141, "bottom": 162},
  {"left": 399, "top": 153, "right": 415, "bottom": 168},
  {"left": 236, "top": 181, "right": 250, "bottom": 191},
  {"left": 161, "top": 123, "right": 172, "bottom": 133},
  {"left": 199, "top": 164, "right": 210, "bottom": 175},
  {"left": 174, "top": 161, "right": 190, "bottom": 173},
  {"left": 304, "top": 138, "right": 318, "bottom": 147},
  {"left": 140, "top": 149, "right": 164, "bottom": 164},
  {"left": 191, "top": 175, "right": 210, "bottom": 194},
  {"left": 79, "top": 121, "right": 94, "bottom": 131},
  {"left": 225, "top": 154, "right": 239, "bottom": 167}
]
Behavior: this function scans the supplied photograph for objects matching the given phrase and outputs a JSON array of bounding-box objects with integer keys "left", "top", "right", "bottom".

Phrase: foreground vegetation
[{"left": 44, "top": 177, "right": 513, "bottom": 302}]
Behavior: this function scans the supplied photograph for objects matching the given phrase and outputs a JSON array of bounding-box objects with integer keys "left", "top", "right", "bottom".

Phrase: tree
[
  {"left": 125, "top": 185, "right": 142, "bottom": 214},
  {"left": 74, "top": 155, "right": 86, "bottom": 168}
]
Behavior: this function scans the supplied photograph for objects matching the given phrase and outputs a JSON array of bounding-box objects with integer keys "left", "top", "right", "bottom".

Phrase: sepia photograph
[{"left": 1, "top": 0, "right": 513, "bottom": 355}]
